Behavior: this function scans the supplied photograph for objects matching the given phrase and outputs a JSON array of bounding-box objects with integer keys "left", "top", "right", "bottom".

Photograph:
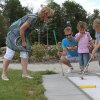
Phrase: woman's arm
[
  {"left": 19, "top": 21, "right": 30, "bottom": 48},
  {"left": 92, "top": 41, "right": 100, "bottom": 54}
]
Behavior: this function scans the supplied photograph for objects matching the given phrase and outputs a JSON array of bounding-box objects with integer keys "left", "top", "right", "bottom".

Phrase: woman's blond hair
[
  {"left": 38, "top": 7, "right": 54, "bottom": 18},
  {"left": 93, "top": 18, "right": 100, "bottom": 29},
  {"left": 77, "top": 21, "right": 87, "bottom": 30}
]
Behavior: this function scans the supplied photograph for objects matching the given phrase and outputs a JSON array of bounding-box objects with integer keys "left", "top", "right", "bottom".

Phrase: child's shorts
[{"left": 65, "top": 56, "right": 79, "bottom": 63}]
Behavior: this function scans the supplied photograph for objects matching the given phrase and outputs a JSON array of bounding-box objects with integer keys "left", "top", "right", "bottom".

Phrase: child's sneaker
[
  {"left": 83, "top": 67, "right": 88, "bottom": 75},
  {"left": 79, "top": 70, "right": 83, "bottom": 74},
  {"left": 84, "top": 71, "right": 88, "bottom": 75},
  {"left": 79, "top": 67, "right": 84, "bottom": 74},
  {"left": 67, "top": 67, "right": 73, "bottom": 73}
]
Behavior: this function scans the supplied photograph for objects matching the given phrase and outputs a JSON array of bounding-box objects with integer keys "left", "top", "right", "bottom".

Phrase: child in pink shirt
[{"left": 75, "top": 21, "right": 93, "bottom": 74}]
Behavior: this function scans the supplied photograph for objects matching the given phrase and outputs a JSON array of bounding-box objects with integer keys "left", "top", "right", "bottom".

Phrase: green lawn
[{"left": 0, "top": 69, "right": 56, "bottom": 100}]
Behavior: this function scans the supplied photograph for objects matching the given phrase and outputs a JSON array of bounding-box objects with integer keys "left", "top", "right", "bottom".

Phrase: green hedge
[{"left": 0, "top": 42, "right": 62, "bottom": 62}]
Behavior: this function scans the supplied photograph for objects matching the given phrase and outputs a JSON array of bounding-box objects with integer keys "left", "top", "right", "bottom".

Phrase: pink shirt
[{"left": 75, "top": 32, "right": 92, "bottom": 53}]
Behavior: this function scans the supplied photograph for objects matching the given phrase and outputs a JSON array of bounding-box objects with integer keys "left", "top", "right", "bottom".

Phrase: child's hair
[
  {"left": 93, "top": 18, "right": 100, "bottom": 29},
  {"left": 77, "top": 21, "right": 87, "bottom": 30},
  {"left": 64, "top": 26, "right": 72, "bottom": 33}
]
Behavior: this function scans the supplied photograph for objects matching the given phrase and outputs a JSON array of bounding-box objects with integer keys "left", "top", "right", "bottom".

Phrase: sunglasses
[{"left": 64, "top": 34, "right": 72, "bottom": 36}]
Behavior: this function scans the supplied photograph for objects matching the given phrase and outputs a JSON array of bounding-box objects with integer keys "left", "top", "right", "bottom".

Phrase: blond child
[{"left": 75, "top": 21, "right": 93, "bottom": 74}]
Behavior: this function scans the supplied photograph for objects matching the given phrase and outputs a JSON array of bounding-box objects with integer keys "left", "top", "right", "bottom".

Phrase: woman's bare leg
[
  {"left": 2, "top": 59, "right": 10, "bottom": 80},
  {"left": 21, "top": 58, "right": 28, "bottom": 75},
  {"left": 21, "top": 57, "right": 33, "bottom": 79}
]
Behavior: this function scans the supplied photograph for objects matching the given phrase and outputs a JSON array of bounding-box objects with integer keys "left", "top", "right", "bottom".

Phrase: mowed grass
[{"left": 0, "top": 69, "right": 56, "bottom": 100}]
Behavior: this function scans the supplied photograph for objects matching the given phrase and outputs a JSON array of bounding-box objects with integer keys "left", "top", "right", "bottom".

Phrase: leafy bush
[
  {"left": 0, "top": 43, "right": 62, "bottom": 62},
  {"left": 47, "top": 45, "right": 58, "bottom": 58},
  {"left": 13, "top": 52, "right": 20, "bottom": 61},
  {"left": 31, "top": 44, "right": 47, "bottom": 62},
  {"left": 0, "top": 47, "right": 6, "bottom": 55}
]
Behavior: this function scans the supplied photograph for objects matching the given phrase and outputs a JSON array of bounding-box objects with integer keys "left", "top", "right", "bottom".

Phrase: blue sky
[{"left": 19, "top": 0, "right": 100, "bottom": 14}]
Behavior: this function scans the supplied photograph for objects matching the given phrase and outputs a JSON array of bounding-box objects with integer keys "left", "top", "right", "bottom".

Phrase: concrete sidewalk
[
  {"left": 43, "top": 74, "right": 93, "bottom": 100},
  {"left": 0, "top": 60, "right": 100, "bottom": 73}
]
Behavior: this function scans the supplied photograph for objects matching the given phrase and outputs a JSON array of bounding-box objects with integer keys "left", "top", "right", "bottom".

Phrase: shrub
[{"left": 31, "top": 44, "right": 47, "bottom": 62}]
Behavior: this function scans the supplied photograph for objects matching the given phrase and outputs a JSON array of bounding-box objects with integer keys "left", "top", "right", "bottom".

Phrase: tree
[
  {"left": 62, "top": 0, "right": 87, "bottom": 34},
  {"left": 92, "top": 9, "right": 100, "bottom": 20},
  {"left": 42, "top": 0, "right": 87, "bottom": 44},
  {"left": 45, "top": 0, "right": 87, "bottom": 44},
  {"left": 3, "top": 0, "right": 29, "bottom": 24},
  {"left": 47, "top": 2, "right": 62, "bottom": 44},
  {"left": 0, "top": 14, "right": 9, "bottom": 47}
]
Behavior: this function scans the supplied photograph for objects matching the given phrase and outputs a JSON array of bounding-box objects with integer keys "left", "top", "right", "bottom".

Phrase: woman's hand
[
  {"left": 90, "top": 53, "right": 96, "bottom": 61},
  {"left": 22, "top": 41, "right": 27, "bottom": 48}
]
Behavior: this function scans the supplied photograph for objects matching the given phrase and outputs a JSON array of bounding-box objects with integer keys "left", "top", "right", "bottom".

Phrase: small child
[
  {"left": 75, "top": 21, "right": 93, "bottom": 74},
  {"left": 91, "top": 18, "right": 100, "bottom": 66}
]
